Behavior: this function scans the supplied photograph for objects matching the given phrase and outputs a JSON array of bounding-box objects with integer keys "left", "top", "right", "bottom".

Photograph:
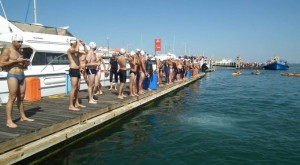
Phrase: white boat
[{"left": 0, "top": 15, "right": 97, "bottom": 103}]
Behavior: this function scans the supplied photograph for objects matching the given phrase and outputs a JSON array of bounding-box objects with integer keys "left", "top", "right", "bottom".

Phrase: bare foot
[
  {"left": 114, "top": 88, "right": 117, "bottom": 91},
  {"left": 122, "top": 95, "right": 127, "bottom": 98},
  {"left": 130, "top": 94, "right": 135, "bottom": 97},
  {"left": 89, "top": 101, "right": 97, "bottom": 104},
  {"left": 21, "top": 117, "right": 35, "bottom": 122},
  {"left": 117, "top": 96, "right": 124, "bottom": 99},
  {"left": 69, "top": 107, "right": 80, "bottom": 111},
  {"left": 7, "top": 122, "right": 18, "bottom": 128},
  {"left": 135, "top": 94, "right": 139, "bottom": 96},
  {"left": 99, "top": 91, "right": 103, "bottom": 95},
  {"left": 109, "top": 88, "right": 112, "bottom": 91},
  {"left": 75, "top": 104, "right": 86, "bottom": 108}
]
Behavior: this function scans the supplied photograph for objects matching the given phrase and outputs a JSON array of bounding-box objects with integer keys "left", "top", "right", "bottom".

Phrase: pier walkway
[{"left": 0, "top": 73, "right": 205, "bottom": 164}]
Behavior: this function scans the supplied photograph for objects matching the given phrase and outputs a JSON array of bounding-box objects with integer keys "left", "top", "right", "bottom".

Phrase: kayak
[{"left": 280, "top": 73, "right": 300, "bottom": 76}]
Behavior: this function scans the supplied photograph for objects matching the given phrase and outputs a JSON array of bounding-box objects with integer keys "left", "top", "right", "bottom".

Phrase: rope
[
  {"left": 0, "top": 0, "right": 12, "bottom": 32},
  {"left": 25, "top": 0, "right": 31, "bottom": 22}
]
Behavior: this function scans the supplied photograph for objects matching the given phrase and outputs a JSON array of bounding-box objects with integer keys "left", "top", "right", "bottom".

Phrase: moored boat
[{"left": 263, "top": 56, "right": 289, "bottom": 70}]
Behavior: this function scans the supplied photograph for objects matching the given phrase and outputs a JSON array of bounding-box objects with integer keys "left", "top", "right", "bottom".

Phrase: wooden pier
[{"left": 0, "top": 73, "right": 205, "bottom": 164}]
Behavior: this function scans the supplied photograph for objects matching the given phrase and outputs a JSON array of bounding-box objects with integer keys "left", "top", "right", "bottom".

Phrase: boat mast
[{"left": 33, "top": 0, "right": 37, "bottom": 24}]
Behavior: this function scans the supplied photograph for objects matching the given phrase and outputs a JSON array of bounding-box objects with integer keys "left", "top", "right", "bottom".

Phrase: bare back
[{"left": 117, "top": 55, "right": 126, "bottom": 70}]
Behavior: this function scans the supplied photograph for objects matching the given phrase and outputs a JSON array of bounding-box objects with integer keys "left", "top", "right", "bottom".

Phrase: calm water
[{"left": 40, "top": 66, "right": 300, "bottom": 165}]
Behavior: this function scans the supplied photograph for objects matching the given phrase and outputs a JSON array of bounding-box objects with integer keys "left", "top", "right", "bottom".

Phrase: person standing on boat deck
[
  {"left": 67, "top": 39, "right": 86, "bottom": 111},
  {"left": 128, "top": 51, "right": 138, "bottom": 96},
  {"left": 107, "top": 53, "right": 119, "bottom": 90},
  {"left": 145, "top": 54, "right": 154, "bottom": 91},
  {"left": 86, "top": 42, "right": 100, "bottom": 104},
  {"left": 116, "top": 48, "right": 127, "bottom": 99},
  {"left": 0, "top": 33, "right": 34, "bottom": 128}
]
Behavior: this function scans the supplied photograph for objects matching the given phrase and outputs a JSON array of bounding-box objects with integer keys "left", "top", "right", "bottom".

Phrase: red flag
[{"left": 155, "top": 39, "right": 161, "bottom": 51}]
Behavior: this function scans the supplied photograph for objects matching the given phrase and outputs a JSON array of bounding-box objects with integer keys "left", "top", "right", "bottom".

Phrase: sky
[{"left": 1, "top": 0, "right": 300, "bottom": 63}]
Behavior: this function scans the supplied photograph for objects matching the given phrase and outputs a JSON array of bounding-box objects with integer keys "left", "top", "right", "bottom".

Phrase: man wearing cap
[
  {"left": 94, "top": 42, "right": 107, "bottom": 96},
  {"left": 116, "top": 48, "right": 127, "bottom": 99},
  {"left": 67, "top": 39, "right": 86, "bottom": 110},
  {"left": 145, "top": 55, "right": 154, "bottom": 91},
  {"left": 136, "top": 50, "right": 146, "bottom": 94},
  {"left": 85, "top": 42, "right": 100, "bottom": 104},
  {"left": 0, "top": 33, "right": 34, "bottom": 128},
  {"left": 128, "top": 51, "right": 138, "bottom": 96}
]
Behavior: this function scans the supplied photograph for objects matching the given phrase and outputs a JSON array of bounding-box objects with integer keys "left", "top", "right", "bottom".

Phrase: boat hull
[{"left": 263, "top": 61, "right": 289, "bottom": 70}]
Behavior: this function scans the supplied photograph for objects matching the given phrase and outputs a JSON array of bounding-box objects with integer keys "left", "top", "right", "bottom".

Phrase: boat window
[{"left": 31, "top": 52, "right": 69, "bottom": 65}]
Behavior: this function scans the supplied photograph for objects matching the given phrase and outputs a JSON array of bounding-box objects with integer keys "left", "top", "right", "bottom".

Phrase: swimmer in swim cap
[{"left": 0, "top": 33, "right": 34, "bottom": 128}]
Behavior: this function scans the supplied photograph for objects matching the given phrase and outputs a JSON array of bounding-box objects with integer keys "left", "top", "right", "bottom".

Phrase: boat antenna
[
  {"left": 33, "top": 0, "right": 37, "bottom": 24},
  {"left": 0, "top": 0, "right": 12, "bottom": 32},
  {"left": 25, "top": 0, "right": 31, "bottom": 22}
]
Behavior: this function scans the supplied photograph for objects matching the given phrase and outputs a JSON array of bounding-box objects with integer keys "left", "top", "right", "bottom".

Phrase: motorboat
[{"left": 0, "top": 15, "right": 92, "bottom": 103}]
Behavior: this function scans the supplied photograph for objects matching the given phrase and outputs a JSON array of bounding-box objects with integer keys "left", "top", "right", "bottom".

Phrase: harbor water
[{"left": 40, "top": 66, "right": 300, "bottom": 165}]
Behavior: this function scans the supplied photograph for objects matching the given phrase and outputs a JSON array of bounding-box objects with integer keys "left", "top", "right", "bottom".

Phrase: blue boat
[{"left": 263, "top": 57, "right": 289, "bottom": 70}]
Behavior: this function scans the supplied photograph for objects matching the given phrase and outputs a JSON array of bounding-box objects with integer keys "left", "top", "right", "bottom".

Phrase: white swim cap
[
  {"left": 140, "top": 50, "right": 145, "bottom": 55},
  {"left": 70, "top": 38, "right": 77, "bottom": 44},
  {"left": 120, "top": 48, "right": 125, "bottom": 55},
  {"left": 79, "top": 45, "right": 84, "bottom": 51},
  {"left": 136, "top": 49, "right": 141, "bottom": 52},
  {"left": 130, "top": 51, "right": 135, "bottom": 56},
  {"left": 148, "top": 54, "right": 152, "bottom": 57},
  {"left": 12, "top": 33, "right": 23, "bottom": 41},
  {"left": 89, "top": 42, "right": 97, "bottom": 49}
]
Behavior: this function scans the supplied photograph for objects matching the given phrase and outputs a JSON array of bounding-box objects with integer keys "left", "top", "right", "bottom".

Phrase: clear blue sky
[{"left": 1, "top": 0, "right": 300, "bottom": 63}]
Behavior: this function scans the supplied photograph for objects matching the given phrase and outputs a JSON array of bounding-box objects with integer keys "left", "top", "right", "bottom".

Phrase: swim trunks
[
  {"left": 7, "top": 73, "right": 25, "bottom": 84},
  {"left": 69, "top": 68, "right": 81, "bottom": 78},
  {"left": 130, "top": 70, "right": 137, "bottom": 75},
  {"left": 119, "top": 69, "right": 127, "bottom": 83},
  {"left": 86, "top": 68, "right": 97, "bottom": 75}
]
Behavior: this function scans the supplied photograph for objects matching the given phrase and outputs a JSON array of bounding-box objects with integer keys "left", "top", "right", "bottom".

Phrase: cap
[
  {"left": 140, "top": 50, "right": 145, "bottom": 55},
  {"left": 89, "top": 42, "right": 97, "bottom": 49},
  {"left": 130, "top": 51, "right": 135, "bottom": 56},
  {"left": 70, "top": 38, "right": 77, "bottom": 44},
  {"left": 79, "top": 45, "right": 84, "bottom": 51},
  {"left": 120, "top": 48, "right": 125, "bottom": 55},
  {"left": 12, "top": 33, "right": 23, "bottom": 41}
]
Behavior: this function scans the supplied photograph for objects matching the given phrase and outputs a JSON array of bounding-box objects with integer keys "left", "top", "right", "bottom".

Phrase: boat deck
[{"left": 0, "top": 73, "right": 205, "bottom": 164}]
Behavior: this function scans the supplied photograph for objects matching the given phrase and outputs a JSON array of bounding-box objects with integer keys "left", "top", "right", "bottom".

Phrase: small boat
[
  {"left": 263, "top": 56, "right": 289, "bottom": 70},
  {"left": 280, "top": 73, "right": 300, "bottom": 76},
  {"left": 232, "top": 71, "right": 241, "bottom": 76}
]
